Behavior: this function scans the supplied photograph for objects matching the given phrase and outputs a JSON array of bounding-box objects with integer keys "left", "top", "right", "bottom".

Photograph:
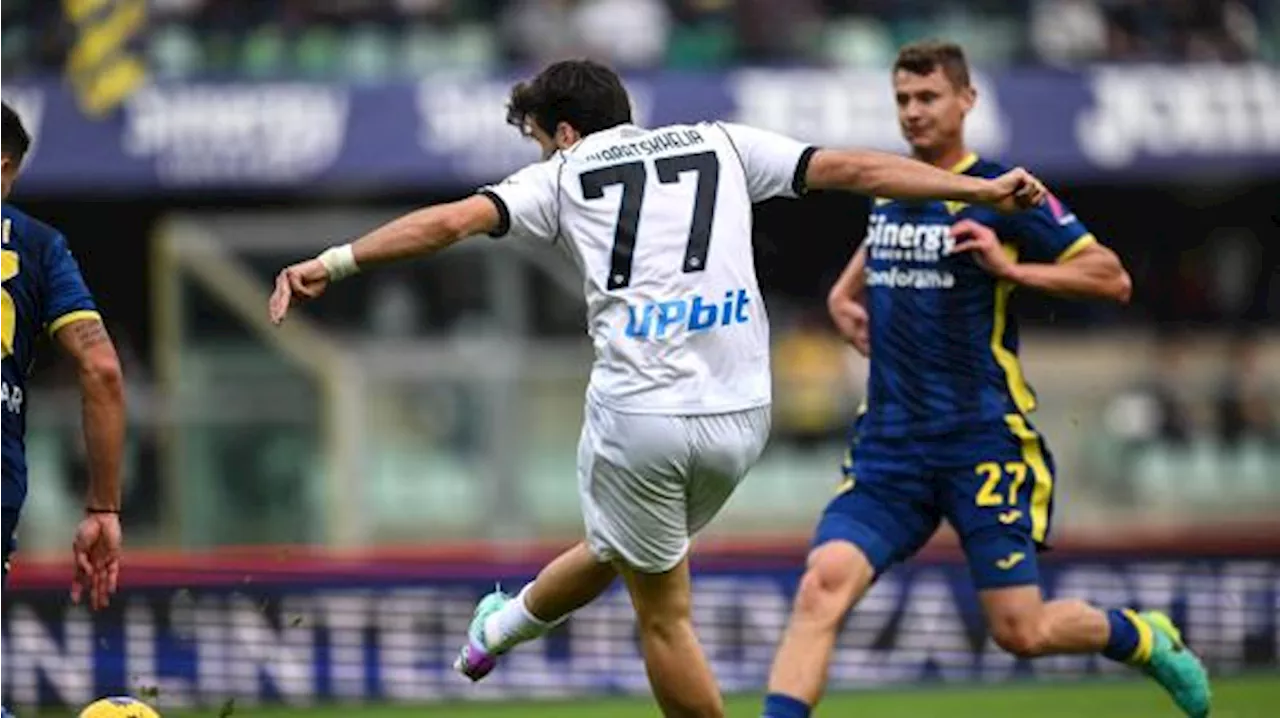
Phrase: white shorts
[{"left": 577, "top": 399, "right": 771, "bottom": 574}]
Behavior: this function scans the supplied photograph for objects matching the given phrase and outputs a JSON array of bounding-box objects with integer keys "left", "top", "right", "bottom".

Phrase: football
[{"left": 78, "top": 697, "right": 161, "bottom": 718}]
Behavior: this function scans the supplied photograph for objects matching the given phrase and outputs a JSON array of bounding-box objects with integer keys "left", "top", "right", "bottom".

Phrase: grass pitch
[{"left": 152, "top": 674, "right": 1278, "bottom": 717}]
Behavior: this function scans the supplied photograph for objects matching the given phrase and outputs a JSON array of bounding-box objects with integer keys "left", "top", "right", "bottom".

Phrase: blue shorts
[{"left": 813, "top": 414, "right": 1056, "bottom": 590}]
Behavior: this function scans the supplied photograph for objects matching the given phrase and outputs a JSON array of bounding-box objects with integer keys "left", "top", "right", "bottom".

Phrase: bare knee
[
  {"left": 989, "top": 608, "right": 1050, "bottom": 659},
  {"left": 636, "top": 600, "right": 691, "bottom": 642},
  {"left": 631, "top": 571, "right": 692, "bottom": 631},
  {"left": 792, "top": 542, "right": 871, "bottom": 629},
  {"left": 982, "top": 585, "right": 1059, "bottom": 659}
]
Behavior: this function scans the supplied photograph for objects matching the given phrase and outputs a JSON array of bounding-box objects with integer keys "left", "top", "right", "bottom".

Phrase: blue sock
[
  {"left": 1102, "top": 608, "right": 1149, "bottom": 664},
  {"left": 762, "top": 693, "right": 811, "bottom": 718}
]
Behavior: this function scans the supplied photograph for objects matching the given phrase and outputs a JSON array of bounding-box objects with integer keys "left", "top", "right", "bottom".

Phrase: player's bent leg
[
  {"left": 618, "top": 555, "right": 723, "bottom": 718},
  {"left": 763, "top": 540, "right": 874, "bottom": 717},
  {"left": 455, "top": 541, "right": 617, "bottom": 682},
  {"left": 946, "top": 413, "right": 1210, "bottom": 717},
  {"left": 968, "top": 529, "right": 1211, "bottom": 716},
  {"left": 524, "top": 541, "right": 618, "bottom": 622},
  {"left": 956, "top": 426, "right": 1113, "bottom": 658},
  {"left": 979, "top": 585, "right": 1211, "bottom": 717},
  {"left": 980, "top": 584, "right": 1108, "bottom": 658}
]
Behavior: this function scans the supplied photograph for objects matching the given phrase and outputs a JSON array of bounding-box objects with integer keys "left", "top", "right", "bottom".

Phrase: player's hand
[
  {"left": 950, "top": 219, "right": 1019, "bottom": 280},
  {"left": 985, "top": 168, "right": 1046, "bottom": 213},
  {"left": 269, "top": 258, "right": 330, "bottom": 325},
  {"left": 71, "top": 511, "right": 121, "bottom": 611},
  {"left": 829, "top": 298, "right": 871, "bottom": 357}
]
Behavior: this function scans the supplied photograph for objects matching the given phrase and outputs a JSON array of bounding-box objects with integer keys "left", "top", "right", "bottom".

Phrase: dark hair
[
  {"left": 893, "top": 40, "right": 971, "bottom": 89},
  {"left": 506, "top": 59, "right": 632, "bottom": 139},
  {"left": 2, "top": 102, "right": 30, "bottom": 163}
]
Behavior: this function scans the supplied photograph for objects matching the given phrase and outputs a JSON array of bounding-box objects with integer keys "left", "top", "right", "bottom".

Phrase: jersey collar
[
  {"left": 561, "top": 123, "right": 643, "bottom": 159},
  {"left": 950, "top": 152, "right": 980, "bottom": 174}
]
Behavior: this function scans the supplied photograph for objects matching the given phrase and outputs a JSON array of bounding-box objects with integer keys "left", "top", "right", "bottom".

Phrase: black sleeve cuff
[
  {"left": 792, "top": 146, "right": 819, "bottom": 196},
  {"left": 478, "top": 189, "right": 511, "bottom": 238}
]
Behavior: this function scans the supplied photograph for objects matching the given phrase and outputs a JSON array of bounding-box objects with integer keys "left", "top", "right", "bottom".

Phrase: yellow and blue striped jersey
[
  {"left": 2, "top": 204, "right": 100, "bottom": 510},
  {"left": 858, "top": 154, "right": 1094, "bottom": 438}
]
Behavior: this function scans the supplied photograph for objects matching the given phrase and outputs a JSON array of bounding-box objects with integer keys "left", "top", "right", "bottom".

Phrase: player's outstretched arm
[
  {"left": 269, "top": 195, "right": 502, "bottom": 324},
  {"left": 951, "top": 219, "right": 1132, "bottom": 303},
  {"left": 55, "top": 318, "right": 125, "bottom": 610},
  {"left": 346, "top": 194, "right": 503, "bottom": 268},
  {"left": 804, "top": 149, "right": 1046, "bottom": 212},
  {"left": 828, "top": 246, "right": 870, "bottom": 356}
]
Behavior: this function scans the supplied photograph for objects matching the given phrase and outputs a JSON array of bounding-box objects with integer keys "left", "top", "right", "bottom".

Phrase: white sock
[{"left": 482, "top": 583, "right": 553, "bottom": 652}]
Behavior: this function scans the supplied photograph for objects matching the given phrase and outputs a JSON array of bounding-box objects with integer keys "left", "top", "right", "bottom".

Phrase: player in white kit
[{"left": 268, "top": 60, "right": 1046, "bottom": 717}]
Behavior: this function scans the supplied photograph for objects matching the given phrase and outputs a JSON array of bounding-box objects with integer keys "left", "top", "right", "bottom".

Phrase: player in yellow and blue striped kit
[
  {"left": 761, "top": 43, "right": 1211, "bottom": 718},
  {"left": 1, "top": 104, "right": 125, "bottom": 661}
]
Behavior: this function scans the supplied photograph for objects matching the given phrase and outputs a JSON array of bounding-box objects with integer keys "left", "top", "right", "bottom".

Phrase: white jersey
[{"left": 482, "top": 122, "right": 815, "bottom": 414}]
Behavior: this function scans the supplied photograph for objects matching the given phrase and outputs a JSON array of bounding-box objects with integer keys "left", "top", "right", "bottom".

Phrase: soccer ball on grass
[{"left": 78, "top": 696, "right": 161, "bottom": 718}]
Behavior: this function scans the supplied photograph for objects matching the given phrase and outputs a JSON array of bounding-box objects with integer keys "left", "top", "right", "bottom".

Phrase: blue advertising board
[
  {"left": 2, "top": 65, "right": 1278, "bottom": 195},
  {"left": 3, "top": 551, "right": 1277, "bottom": 710}
]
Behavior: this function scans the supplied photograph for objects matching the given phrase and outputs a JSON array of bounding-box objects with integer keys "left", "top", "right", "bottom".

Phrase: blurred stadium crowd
[{"left": 2, "top": 0, "right": 1276, "bottom": 79}]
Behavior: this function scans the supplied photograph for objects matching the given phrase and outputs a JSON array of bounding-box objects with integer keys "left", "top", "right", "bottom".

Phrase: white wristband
[{"left": 317, "top": 244, "right": 359, "bottom": 281}]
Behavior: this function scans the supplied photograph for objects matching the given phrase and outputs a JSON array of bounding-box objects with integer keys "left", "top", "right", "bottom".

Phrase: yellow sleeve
[{"left": 1054, "top": 233, "right": 1097, "bottom": 264}]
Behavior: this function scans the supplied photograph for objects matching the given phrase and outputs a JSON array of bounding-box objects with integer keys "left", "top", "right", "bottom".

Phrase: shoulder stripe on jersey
[
  {"left": 478, "top": 190, "right": 511, "bottom": 238},
  {"left": 990, "top": 244, "right": 1037, "bottom": 414},
  {"left": 1055, "top": 233, "right": 1097, "bottom": 264},
  {"left": 951, "top": 152, "right": 980, "bottom": 174},
  {"left": 47, "top": 309, "right": 102, "bottom": 337},
  {"left": 792, "top": 146, "right": 818, "bottom": 196}
]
